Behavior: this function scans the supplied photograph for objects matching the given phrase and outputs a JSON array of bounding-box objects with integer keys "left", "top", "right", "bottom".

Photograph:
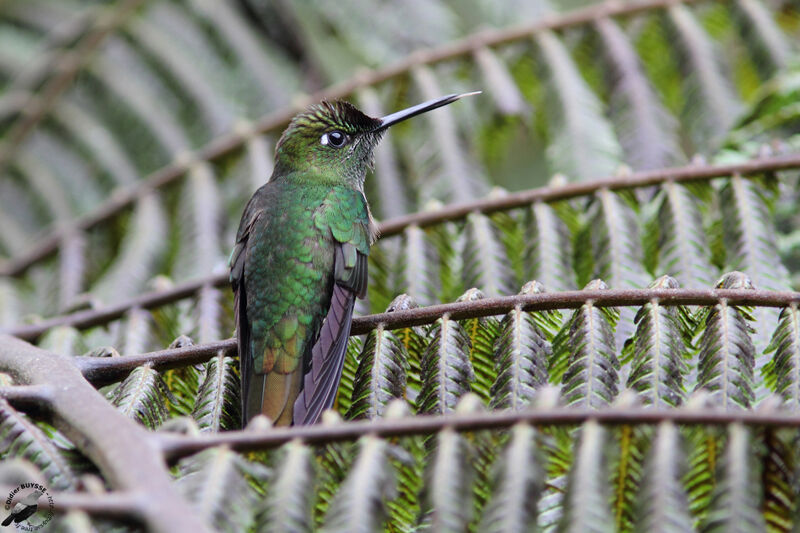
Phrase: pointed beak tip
[{"left": 376, "top": 90, "right": 482, "bottom": 131}]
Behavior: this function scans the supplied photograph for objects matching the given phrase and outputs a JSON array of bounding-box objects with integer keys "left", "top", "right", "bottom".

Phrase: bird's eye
[{"left": 321, "top": 130, "right": 347, "bottom": 148}]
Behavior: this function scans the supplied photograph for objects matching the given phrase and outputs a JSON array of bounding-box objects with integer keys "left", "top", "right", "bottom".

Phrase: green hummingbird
[{"left": 231, "top": 92, "right": 478, "bottom": 426}]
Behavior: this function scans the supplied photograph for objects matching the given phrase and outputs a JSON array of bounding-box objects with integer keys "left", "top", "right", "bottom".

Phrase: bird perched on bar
[{"left": 230, "top": 91, "right": 478, "bottom": 426}]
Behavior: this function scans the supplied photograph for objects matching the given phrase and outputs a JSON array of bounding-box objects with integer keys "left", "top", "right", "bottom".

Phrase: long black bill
[{"left": 375, "top": 91, "right": 481, "bottom": 131}]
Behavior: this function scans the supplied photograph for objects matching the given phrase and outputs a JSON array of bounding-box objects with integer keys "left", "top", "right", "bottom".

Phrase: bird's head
[{"left": 273, "top": 92, "right": 479, "bottom": 189}]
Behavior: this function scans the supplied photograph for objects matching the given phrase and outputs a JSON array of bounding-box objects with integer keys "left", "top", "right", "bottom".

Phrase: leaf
[
  {"left": 587, "top": 188, "right": 648, "bottom": 345},
  {"left": 534, "top": 31, "right": 623, "bottom": 181},
  {"left": 397, "top": 225, "right": 438, "bottom": 307},
  {"left": 720, "top": 174, "right": 790, "bottom": 353},
  {"left": 177, "top": 446, "right": 262, "bottom": 532},
  {"left": 761, "top": 427, "right": 795, "bottom": 532},
  {"left": 191, "top": 352, "right": 240, "bottom": 432},
  {"left": 462, "top": 212, "right": 514, "bottom": 297},
  {"left": 418, "top": 313, "right": 475, "bottom": 415},
  {"left": 491, "top": 281, "right": 553, "bottom": 410},
  {"left": 552, "top": 280, "right": 619, "bottom": 408},
  {"left": 412, "top": 65, "right": 486, "bottom": 202},
  {"left": 764, "top": 304, "right": 800, "bottom": 406},
  {"left": 694, "top": 272, "right": 756, "bottom": 409},
  {"left": 420, "top": 427, "right": 474, "bottom": 532},
  {"left": 594, "top": 17, "right": 683, "bottom": 170},
  {"left": 108, "top": 363, "right": 171, "bottom": 428},
  {"left": 175, "top": 163, "right": 224, "bottom": 280},
  {"left": 665, "top": 4, "right": 742, "bottom": 149},
  {"left": 0, "top": 399, "right": 79, "bottom": 490},
  {"left": 733, "top": 0, "right": 791, "bottom": 74},
  {"left": 524, "top": 201, "right": 575, "bottom": 292},
  {"left": 256, "top": 440, "right": 315, "bottom": 533},
  {"left": 346, "top": 321, "right": 408, "bottom": 420},
  {"left": 383, "top": 294, "right": 427, "bottom": 406},
  {"left": 92, "top": 194, "right": 167, "bottom": 303},
  {"left": 633, "top": 421, "right": 693, "bottom": 532},
  {"left": 478, "top": 423, "right": 543, "bottom": 533},
  {"left": 321, "top": 436, "right": 395, "bottom": 533},
  {"left": 473, "top": 46, "right": 528, "bottom": 116},
  {"left": 557, "top": 421, "right": 613, "bottom": 533},
  {"left": 457, "top": 288, "right": 500, "bottom": 404},
  {"left": 625, "top": 275, "right": 692, "bottom": 407},
  {"left": 335, "top": 335, "right": 363, "bottom": 417},
  {"left": 648, "top": 181, "right": 717, "bottom": 288},
  {"left": 700, "top": 424, "right": 765, "bottom": 532}
]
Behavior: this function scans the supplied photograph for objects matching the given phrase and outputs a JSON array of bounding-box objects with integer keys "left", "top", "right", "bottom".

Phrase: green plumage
[{"left": 230, "top": 93, "right": 475, "bottom": 426}]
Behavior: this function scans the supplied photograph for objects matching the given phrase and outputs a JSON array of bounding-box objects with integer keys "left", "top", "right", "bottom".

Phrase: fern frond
[
  {"left": 558, "top": 421, "right": 613, "bottom": 533},
  {"left": 595, "top": 17, "right": 683, "bottom": 170},
  {"left": 666, "top": 4, "right": 742, "bottom": 149},
  {"left": 764, "top": 304, "right": 800, "bottom": 406},
  {"left": 625, "top": 275, "right": 691, "bottom": 407},
  {"left": 634, "top": 421, "right": 693, "bottom": 532},
  {"left": 421, "top": 427, "right": 473, "bottom": 532},
  {"left": 0, "top": 399, "right": 78, "bottom": 490},
  {"left": 177, "top": 446, "right": 262, "bottom": 532},
  {"left": 525, "top": 201, "right": 575, "bottom": 292},
  {"left": 108, "top": 363, "right": 171, "bottom": 428},
  {"left": 462, "top": 212, "right": 514, "bottom": 297},
  {"left": 321, "top": 436, "right": 394, "bottom": 533},
  {"left": 552, "top": 280, "right": 619, "bottom": 408},
  {"left": 457, "top": 288, "right": 500, "bottom": 405},
  {"left": 650, "top": 181, "right": 717, "bottom": 288},
  {"left": 491, "top": 281, "right": 553, "bottom": 410},
  {"left": 694, "top": 272, "right": 756, "bottom": 409},
  {"left": 257, "top": 440, "right": 315, "bottom": 533},
  {"left": 191, "top": 353, "right": 240, "bottom": 432},
  {"left": 478, "top": 423, "right": 543, "bottom": 533},
  {"left": 535, "top": 31, "right": 623, "bottom": 180},
  {"left": 700, "top": 424, "right": 765, "bottom": 532},
  {"left": 418, "top": 313, "right": 475, "bottom": 415},
  {"left": 346, "top": 322, "right": 407, "bottom": 420},
  {"left": 397, "top": 225, "right": 438, "bottom": 306}
]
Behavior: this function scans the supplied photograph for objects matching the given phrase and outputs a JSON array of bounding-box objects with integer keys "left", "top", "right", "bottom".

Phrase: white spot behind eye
[{"left": 320, "top": 133, "right": 329, "bottom": 145}]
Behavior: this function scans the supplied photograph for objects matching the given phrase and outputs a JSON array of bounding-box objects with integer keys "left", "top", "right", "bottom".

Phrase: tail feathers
[{"left": 293, "top": 284, "right": 355, "bottom": 425}]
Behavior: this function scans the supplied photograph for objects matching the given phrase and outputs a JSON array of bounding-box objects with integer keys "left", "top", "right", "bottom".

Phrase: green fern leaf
[
  {"left": 525, "top": 201, "right": 575, "bottom": 292},
  {"left": 649, "top": 181, "right": 717, "bottom": 288},
  {"left": 346, "top": 321, "right": 408, "bottom": 420},
  {"left": 457, "top": 288, "right": 500, "bottom": 405},
  {"left": 552, "top": 280, "right": 619, "bottom": 408},
  {"left": 418, "top": 313, "right": 475, "bottom": 415},
  {"left": 557, "top": 421, "right": 613, "bottom": 533},
  {"left": 107, "top": 363, "right": 172, "bottom": 428},
  {"left": 462, "top": 212, "right": 514, "bottom": 297},
  {"left": 321, "top": 436, "right": 395, "bottom": 533},
  {"left": 700, "top": 424, "right": 765, "bottom": 532},
  {"left": 535, "top": 31, "right": 623, "bottom": 180},
  {"left": 257, "top": 440, "right": 315, "bottom": 533},
  {"left": 478, "top": 423, "right": 543, "bottom": 533},
  {"left": 694, "top": 272, "right": 756, "bottom": 409},
  {"left": 491, "top": 281, "right": 553, "bottom": 410},
  {"left": 763, "top": 304, "right": 800, "bottom": 405},
  {"left": 625, "top": 275, "right": 692, "bottom": 407},
  {"left": 177, "top": 446, "right": 262, "bottom": 532},
  {"left": 420, "top": 427, "right": 474, "bottom": 532},
  {"left": 633, "top": 421, "right": 693, "bottom": 532},
  {"left": 0, "top": 399, "right": 79, "bottom": 490},
  {"left": 191, "top": 353, "right": 240, "bottom": 432}
]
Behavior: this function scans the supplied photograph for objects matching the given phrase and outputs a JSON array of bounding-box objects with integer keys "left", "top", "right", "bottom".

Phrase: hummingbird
[{"left": 231, "top": 92, "right": 478, "bottom": 426}]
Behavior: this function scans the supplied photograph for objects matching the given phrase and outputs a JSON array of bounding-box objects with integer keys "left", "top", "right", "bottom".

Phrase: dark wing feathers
[
  {"left": 293, "top": 283, "right": 355, "bottom": 425},
  {"left": 292, "top": 243, "right": 367, "bottom": 425}
]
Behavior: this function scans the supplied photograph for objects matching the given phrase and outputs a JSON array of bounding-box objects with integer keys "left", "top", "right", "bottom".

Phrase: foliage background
[{"left": 1, "top": 0, "right": 800, "bottom": 531}]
